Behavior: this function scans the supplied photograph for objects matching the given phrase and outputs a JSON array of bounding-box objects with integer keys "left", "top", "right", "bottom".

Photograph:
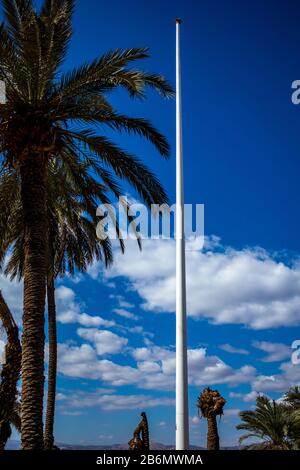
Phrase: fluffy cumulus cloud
[
  {"left": 77, "top": 328, "right": 128, "bottom": 355},
  {"left": 56, "top": 339, "right": 256, "bottom": 391},
  {"left": 53, "top": 317, "right": 299, "bottom": 399},
  {"left": 56, "top": 286, "right": 115, "bottom": 327},
  {"left": 252, "top": 341, "right": 292, "bottom": 362},
  {"left": 57, "top": 342, "right": 141, "bottom": 386},
  {"left": 90, "top": 238, "right": 300, "bottom": 330}
]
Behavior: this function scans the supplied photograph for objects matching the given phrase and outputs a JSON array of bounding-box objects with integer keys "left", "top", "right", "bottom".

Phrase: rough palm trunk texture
[
  {"left": 140, "top": 412, "right": 149, "bottom": 450},
  {"left": 0, "top": 291, "right": 21, "bottom": 450},
  {"left": 207, "top": 414, "right": 220, "bottom": 450},
  {"left": 20, "top": 156, "right": 47, "bottom": 449},
  {"left": 44, "top": 278, "right": 57, "bottom": 449}
]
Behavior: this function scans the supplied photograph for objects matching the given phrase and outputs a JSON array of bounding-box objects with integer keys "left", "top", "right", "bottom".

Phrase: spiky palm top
[{"left": 197, "top": 388, "right": 226, "bottom": 418}]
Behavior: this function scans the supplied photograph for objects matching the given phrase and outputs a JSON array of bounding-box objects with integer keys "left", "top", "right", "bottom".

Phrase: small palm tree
[
  {"left": 237, "top": 395, "right": 300, "bottom": 450},
  {"left": 0, "top": 0, "right": 172, "bottom": 448},
  {"left": 197, "top": 387, "right": 226, "bottom": 450},
  {"left": 0, "top": 290, "right": 21, "bottom": 449}
]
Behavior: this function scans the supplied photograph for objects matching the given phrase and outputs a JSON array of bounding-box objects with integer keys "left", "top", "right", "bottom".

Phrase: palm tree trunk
[
  {"left": 0, "top": 291, "right": 21, "bottom": 450},
  {"left": 20, "top": 155, "right": 47, "bottom": 449},
  {"left": 207, "top": 414, "right": 220, "bottom": 450},
  {"left": 44, "top": 277, "right": 57, "bottom": 449}
]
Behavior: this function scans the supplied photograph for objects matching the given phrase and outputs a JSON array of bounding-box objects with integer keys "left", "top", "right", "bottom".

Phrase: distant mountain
[
  {"left": 6, "top": 439, "right": 240, "bottom": 450},
  {"left": 58, "top": 441, "right": 176, "bottom": 450}
]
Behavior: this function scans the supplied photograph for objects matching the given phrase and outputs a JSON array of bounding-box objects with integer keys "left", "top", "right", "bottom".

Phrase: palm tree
[
  {"left": 0, "top": 290, "right": 21, "bottom": 449},
  {"left": 44, "top": 171, "right": 113, "bottom": 450},
  {"left": 282, "top": 387, "right": 300, "bottom": 448},
  {"left": 284, "top": 387, "right": 300, "bottom": 409},
  {"left": 197, "top": 387, "right": 226, "bottom": 450},
  {"left": 0, "top": 0, "right": 172, "bottom": 449},
  {"left": 44, "top": 165, "right": 125, "bottom": 449},
  {"left": 0, "top": 162, "right": 128, "bottom": 449},
  {"left": 237, "top": 395, "right": 300, "bottom": 450}
]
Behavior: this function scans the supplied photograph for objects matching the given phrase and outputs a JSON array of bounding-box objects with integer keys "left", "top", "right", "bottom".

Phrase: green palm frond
[
  {"left": 237, "top": 395, "right": 300, "bottom": 450},
  {"left": 54, "top": 48, "right": 149, "bottom": 98},
  {"left": 61, "top": 129, "right": 169, "bottom": 206},
  {"left": 2, "top": 0, "right": 34, "bottom": 42},
  {"left": 38, "top": 0, "right": 74, "bottom": 96},
  {"left": 284, "top": 387, "right": 300, "bottom": 409},
  {"left": 0, "top": 154, "right": 131, "bottom": 282}
]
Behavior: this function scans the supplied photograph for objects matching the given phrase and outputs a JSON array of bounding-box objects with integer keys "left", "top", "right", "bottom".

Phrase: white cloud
[
  {"left": 113, "top": 308, "right": 139, "bottom": 321},
  {"left": 252, "top": 341, "right": 291, "bottom": 362},
  {"left": 0, "top": 339, "right": 5, "bottom": 363},
  {"left": 0, "top": 274, "right": 23, "bottom": 324},
  {"left": 119, "top": 300, "right": 134, "bottom": 309},
  {"left": 77, "top": 328, "right": 128, "bottom": 355},
  {"left": 56, "top": 339, "right": 256, "bottom": 391},
  {"left": 56, "top": 392, "right": 68, "bottom": 401},
  {"left": 110, "top": 295, "right": 135, "bottom": 309},
  {"left": 132, "top": 346, "right": 174, "bottom": 363},
  {"left": 56, "top": 286, "right": 115, "bottom": 328},
  {"left": 58, "top": 390, "right": 174, "bottom": 411},
  {"left": 252, "top": 361, "right": 300, "bottom": 393},
  {"left": 223, "top": 408, "right": 241, "bottom": 417},
  {"left": 57, "top": 342, "right": 141, "bottom": 385},
  {"left": 158, "top": 421, "right": 167, "bottom": 428},
  {"left": 229, "top": 391, "right": 258, "bottom": 402},
  {"left": 190, "top": 416, "right": 200, "bottom": 426},
  {"left": 219, "top": 344, "right": 249, "bottom": 355},
  {"left": 61, "top": 410, "right": 83, "bottom": 416},
  {"left": 186, "top": 349, "right": 256, "bottom": 387},
  {"left": 126, "top": 326, "right": 153, "bottom": 338},
  {"left": 89, "top": 238, "right": 300, "bottom": 330}
]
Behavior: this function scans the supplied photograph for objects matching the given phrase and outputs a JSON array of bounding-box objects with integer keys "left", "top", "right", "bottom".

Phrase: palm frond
[{"left": 62, "top": 129, "right": 169, "bottom": 206}]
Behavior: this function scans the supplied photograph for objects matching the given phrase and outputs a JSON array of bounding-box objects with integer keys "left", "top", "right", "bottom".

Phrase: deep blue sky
[
  {"left": 65, "top": 0, "right": 300, "bottom": 252},
  {"left": 2, "top": 0, "right": 300, "bottom": 448}
]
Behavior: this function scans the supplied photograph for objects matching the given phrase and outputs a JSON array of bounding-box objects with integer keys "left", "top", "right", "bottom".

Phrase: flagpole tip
[{"left": 176, "top": 18, "right": 182, "bottom": 24}]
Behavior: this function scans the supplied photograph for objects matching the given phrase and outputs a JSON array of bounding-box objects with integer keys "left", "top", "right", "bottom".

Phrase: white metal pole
[{"left": 175, "top": 18, "right": 189, "bottom": 451}]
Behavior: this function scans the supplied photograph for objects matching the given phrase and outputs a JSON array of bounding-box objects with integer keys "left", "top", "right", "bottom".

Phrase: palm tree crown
[{"left": 197, "top": 387, "right": 226, "bottom": 450}]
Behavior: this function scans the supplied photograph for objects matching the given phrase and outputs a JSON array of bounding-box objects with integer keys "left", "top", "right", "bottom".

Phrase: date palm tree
[
  {"left": 0, "top": 290, "right": 21, "bottom": 449},
  {"left": 0, "top": 161, "right": 136, "bottom": 449},
  {"left": 197, "top": 387, "right": 226, "bottom": 450},
  {"left": 44, "top": 178, "right": 115, "bottom": 450},
  {"left": 0, "top": 0, "right": 172, "bottom": 448},
  {"left": 237, "top": 395, "right": 300, "bottom": 450}
]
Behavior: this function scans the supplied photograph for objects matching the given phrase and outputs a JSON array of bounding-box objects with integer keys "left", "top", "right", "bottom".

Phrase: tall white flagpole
[{"left": 175, "top": 18, "right": 189, "bottom": 450}]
